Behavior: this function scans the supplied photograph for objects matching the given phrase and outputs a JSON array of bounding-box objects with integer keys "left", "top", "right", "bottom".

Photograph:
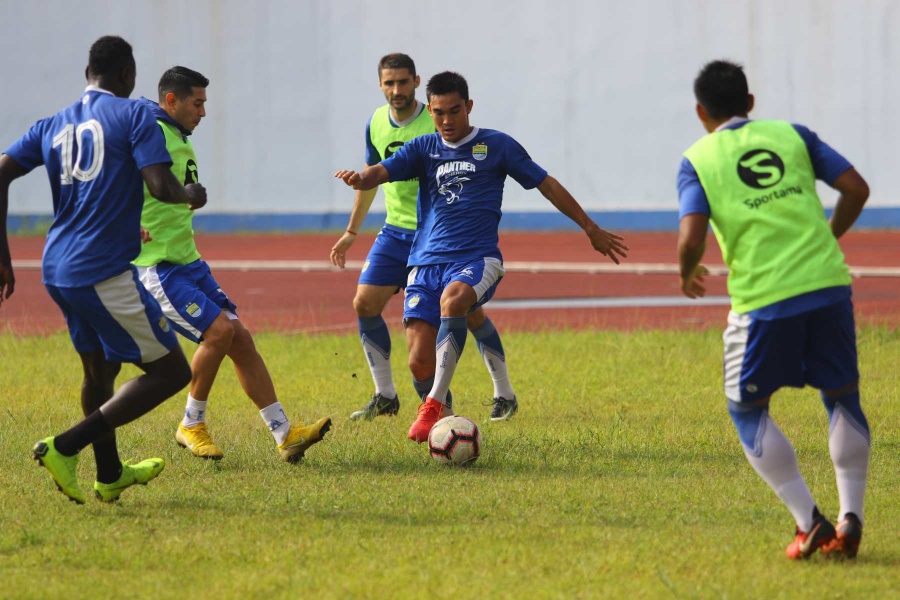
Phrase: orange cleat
[
  {"left": 785, "top": 511, "right": 835, "bottom": 560},
  {"left": 407, "top": 397, "right": 446, "bottom": 443}
]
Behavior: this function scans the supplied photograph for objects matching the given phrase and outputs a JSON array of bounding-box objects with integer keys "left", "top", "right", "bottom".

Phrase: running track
[{"left": 3, "top": 231, "right": 898, "bottom": 335}]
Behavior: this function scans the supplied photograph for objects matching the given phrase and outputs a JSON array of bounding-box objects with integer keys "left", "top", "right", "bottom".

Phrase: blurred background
[{"left": 2, "top": 0, "right": 898, "bottom": 231}]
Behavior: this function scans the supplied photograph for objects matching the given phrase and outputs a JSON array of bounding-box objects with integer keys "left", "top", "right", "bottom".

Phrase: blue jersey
[
  {"left": 382, "top": 128, "right": 547, "bottom": 266},
  {"left": 3, "top": 86, "right": 171, "bottom": 287}
]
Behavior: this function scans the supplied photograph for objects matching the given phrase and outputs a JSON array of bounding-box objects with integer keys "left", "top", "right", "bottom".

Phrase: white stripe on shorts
[
  {"left": 94, "top": 270, "right": 170, "bottom": 363},
  {"left": 136, "top": 265, "right": 203, "bottom": 338},
  {"left": 474, "top": 257, "right": 505, "bottom": 301},
  {"left": 722, "top": 310, "right": 751, "bottom": 402}
]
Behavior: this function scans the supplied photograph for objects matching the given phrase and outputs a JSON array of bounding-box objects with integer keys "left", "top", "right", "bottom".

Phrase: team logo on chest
[
  {"left": 436, "top": 161, "right": 476, "bottom": 205},
  {"left": 472, "top": 143, "right": 487, "bottom": 161}
]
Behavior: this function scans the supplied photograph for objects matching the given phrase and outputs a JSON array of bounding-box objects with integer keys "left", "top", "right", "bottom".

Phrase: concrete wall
[{"left": 2, "top": 0, "right": 898, "bottom": 229}]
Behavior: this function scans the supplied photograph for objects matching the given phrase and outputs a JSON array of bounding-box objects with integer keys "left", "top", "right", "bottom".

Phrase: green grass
[{"left": 0, "top": 329, "right": 898, "bottom": 599}]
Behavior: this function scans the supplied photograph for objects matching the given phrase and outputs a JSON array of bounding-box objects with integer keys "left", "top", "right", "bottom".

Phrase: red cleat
[
  {"left": 822, "top": 513, "right": 863, "bottom": 560},
  {"left": 408, "top": 397, "right": 446, "bottom": 443},
  {"left": 785, "top": 512, "right": 835, "bottom": 560}
]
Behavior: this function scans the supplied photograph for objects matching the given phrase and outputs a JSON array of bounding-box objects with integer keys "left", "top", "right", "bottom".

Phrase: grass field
[{"left": 0, "top": 328, "right": 898, "bottom": 599}]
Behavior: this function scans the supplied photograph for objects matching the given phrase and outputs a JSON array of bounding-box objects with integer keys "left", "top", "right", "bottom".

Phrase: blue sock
[
  {"left": 727, "top": 400, "right": 768, "bottom": 457},
  {"left": 428, "top": 317, "right": 467, "bottom": 404},
  {"left": 820, "top": 387, "right": 869, "bottom": 439},
  {"left": 358, "top": 316, "right": 395, "bottom": 397}
]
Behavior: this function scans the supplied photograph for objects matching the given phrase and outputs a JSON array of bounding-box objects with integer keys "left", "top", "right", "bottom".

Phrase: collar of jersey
[
  {"left": 715, "top": 116, "right": 750, "bottom": 132},
  {"left": 84, "top": 85, "right": 114, "bottom": 96},
  {"left": 389, "top": 101, "right": 425, "bottom": 128},
  {"left": 441, "top": 127, "right": 479, "bottom": 149},
  {"left": 139, "top": 96, "right": 193, "bottom": 137}
]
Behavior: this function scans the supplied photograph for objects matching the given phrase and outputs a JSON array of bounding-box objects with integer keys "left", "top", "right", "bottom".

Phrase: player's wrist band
[{"left": 346, "top": 229, "right": 358, "bottom": 236}]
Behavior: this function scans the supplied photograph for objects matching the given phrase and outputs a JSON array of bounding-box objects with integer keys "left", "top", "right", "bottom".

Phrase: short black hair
[
  {"left": 693, "top": 60, "right": 750, "bottom": 120},
  {"left": 158, "top": 66, "right": 210, "bottom": 101},
  {"left": 426, "top": 71, "right": 469, "bottom": 101},
  {"left": 87, "top": 36, "right": 134, "bottom": 78},
  {"left": 378, "top": 53, "right": 416, "bottom": 79}
]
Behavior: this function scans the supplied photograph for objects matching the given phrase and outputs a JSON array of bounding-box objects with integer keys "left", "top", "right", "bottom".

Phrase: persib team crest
[
  {"left": 158, "top": 316, "right": 170, "bottom": 333},
  {"left": 472, "top": 143, "right": 487, "bottom": 161},
  {"left": 407, "top": 294, "right": 421, "bottom": 309},
  {"left": 186, "top": 302, "right": 202, "bottom": 318}
]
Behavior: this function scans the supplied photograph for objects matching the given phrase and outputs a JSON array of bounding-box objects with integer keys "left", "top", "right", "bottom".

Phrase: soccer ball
[{"left": 428, "top": 415, "right": 481, "bottom": 465}]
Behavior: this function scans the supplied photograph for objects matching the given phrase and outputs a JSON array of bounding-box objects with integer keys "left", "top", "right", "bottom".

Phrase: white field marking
[
  {"left": 12, "top": 259, "right": 900, "bottom": 278},
  {"left": 488, "top": 296, "right": 732, "bottom": 309}
]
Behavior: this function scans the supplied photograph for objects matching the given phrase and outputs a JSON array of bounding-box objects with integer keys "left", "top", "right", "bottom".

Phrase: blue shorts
[
  {"left": 358, "top": 224, "right": 416, "bottom": 288},
  {"left": 46, "top": 267, "right": 178, "bottom": 363},
  {"left": 723, "top": 297, "right": 859, "bottom": 403},
  {"left": 404, "top": 257, "right": 505, "bottom": 328},
  {"left": 137, "top": 260, "right": 238, "bottom": 344}
]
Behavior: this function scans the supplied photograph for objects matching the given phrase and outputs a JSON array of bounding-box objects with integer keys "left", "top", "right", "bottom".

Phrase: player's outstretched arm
[
  {"left": 0, "top": 155, "right": 28, "bottom": 305},
  {"left": 141, "top": 163, "right": 207, "bottom": 211},
  {"left": 829, "top": 167, "right": 869, "bottom": 239},
  {"left": 331, "top": 165, "right": 379, "bottom": 268},
  {"left": 677, "top": 213, "right": 709, "bottom": 299},
  {"left": 334, "top": 164, "right": 390, "bottom": 192},
  {"left": 537, "top": 175, "right": 628, "bottom": 264}
]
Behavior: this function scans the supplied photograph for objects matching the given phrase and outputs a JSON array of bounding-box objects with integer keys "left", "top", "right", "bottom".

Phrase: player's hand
[
  {"left": 330, "top": 232, "right": 357, "bottom": 268},
  {"left": 586, "top": 225, "right": 629, "bottom": 264},
  {"left": 140, "top": 227, "right": 152, "bottom": 244},
  {"left": 681, "top": 265, "right": 709, "bottom": 299},
  {"left": 334, "top": 170, "right": 363, "bottom": 190},
  {"left": 185, "top": 183, "right": 207, "bottom": 211},
  {"left": 0, "top": 259, "right": 15, "bottom": 306}
]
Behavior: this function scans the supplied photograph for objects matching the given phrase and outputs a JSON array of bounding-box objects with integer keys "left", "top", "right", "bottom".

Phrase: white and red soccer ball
[{"left": 427, "top": 415, "right": 481, "bottom": 465}]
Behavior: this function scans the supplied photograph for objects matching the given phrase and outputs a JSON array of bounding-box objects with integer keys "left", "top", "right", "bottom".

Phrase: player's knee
[
  {"left": 202, "top": 316, "right": 235, "bottom": 350},
  {"left": 353, "top": 294, "right": 382, "bottom": 317}
]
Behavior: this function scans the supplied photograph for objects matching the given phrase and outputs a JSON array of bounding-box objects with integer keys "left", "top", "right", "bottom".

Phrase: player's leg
[
  {"left": 227, "top": 319, "right": 331, "bottom": 462},
  {"left": 78, "top": 350, "right": 123, "bottom": 485},
  {"left": 804, "top": 298, "right": 868, "bottom": 559},
  {"left": 350, "top": 227, "right": 412, "bottom": 420},
  {"left": 350, "top": 283, "right": 400, "bottom": 420},
  {"left": 405, "top": 316, "right": 445, "bottom": 442},
  {"left": 722, "top": 310, "right": 834, "bottom": 559},
  {"left": 34, "top": 272, "right": 189, "bottom": 503},
  {"left": 467, "top": 307, "right": 517, "bottom": 421},
  {"left": 138, "top": 261, "right": 230, "bottom": 459}
]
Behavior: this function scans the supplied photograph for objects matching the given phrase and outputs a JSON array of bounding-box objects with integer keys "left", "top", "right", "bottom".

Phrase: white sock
[
  {"left": 182, "top": 394, "right": 207, "bottom": 427},
  {"left": 259, "top": 402, "right": 291, "bottom": 445},
  {"left": 481, "top": 347, "right": 514, "bottom": 399},
  {"left": 743, "top": 414, "right": 817, "bottom": 531},
  {"left": 829, "top": 405, "right": 870, "bottom": 523},
  {"left": 360, "top": 325, "right": 396, "bottom": 398}
]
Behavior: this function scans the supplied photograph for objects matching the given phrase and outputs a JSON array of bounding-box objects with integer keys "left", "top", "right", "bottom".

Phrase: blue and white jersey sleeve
[
  {"left": 502, "top": 134, "right": 547, "bottom": 189},
  {"left": 3, "top": 119, "right": 48, "bottom": 172},
  {"left": 364, "top": 119, "right": 380, "bottom": 166},
  {"left": 130, "top": 102, "right": 171, "bottom": 169},
  {"left": 382, "top": 136, "right": 425, "bottom": 182},
  {"left": 677, "top": 158, "right": 710, "bottom": 218},
  {"left": 791, "top": 124, "right": 853, "bottom": 185}
]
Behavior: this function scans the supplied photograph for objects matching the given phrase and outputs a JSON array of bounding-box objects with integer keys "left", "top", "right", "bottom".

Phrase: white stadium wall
[{"left": 2, "top": 0, "right": 899, "bottom": 230}]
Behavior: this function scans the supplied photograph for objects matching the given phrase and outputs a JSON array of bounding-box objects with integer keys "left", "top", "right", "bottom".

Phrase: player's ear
[
  {"left": 414, "top": 75, "right": 421, "bottom": 89},
  {"left": 465, "top": 99, "right": 473, "bottom": 114},
  {"left": 165, "top": 92, "right": 178, "bottom": 108},
  {"left": 746, "top": 94, "right": 755, "bottom": 114}
]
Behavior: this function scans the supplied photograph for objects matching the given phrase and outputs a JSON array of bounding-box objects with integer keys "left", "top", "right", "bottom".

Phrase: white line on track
[
  {"left": 489, "top": 295, "right": 732, "bottom": 309},
  {"left": 11, "top": 259, "right": 900, "bottom": 278}
]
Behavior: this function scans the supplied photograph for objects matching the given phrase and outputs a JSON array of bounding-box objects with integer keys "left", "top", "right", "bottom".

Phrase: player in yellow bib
[
  {"left": 677, "top": 61, "right": 871, "bottom": 560},
  {"left": 134, "top": 66, "right": 331, "bottom": 463},
  {"left": 330, "top": 53, "right": 519, "bottom": 422}
]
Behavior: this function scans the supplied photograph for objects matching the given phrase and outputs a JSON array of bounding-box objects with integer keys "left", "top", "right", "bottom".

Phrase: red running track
[{"left": 3, "top": 231, "right": 898, "bottom": 335}]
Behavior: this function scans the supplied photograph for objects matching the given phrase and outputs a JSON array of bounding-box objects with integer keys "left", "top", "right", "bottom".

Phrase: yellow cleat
[
  {"left": 175, "top": 423, "right": 224, "bottom": 460},
  {"left": 278, "top": 417, "right": 332, "bottom": 464}
]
